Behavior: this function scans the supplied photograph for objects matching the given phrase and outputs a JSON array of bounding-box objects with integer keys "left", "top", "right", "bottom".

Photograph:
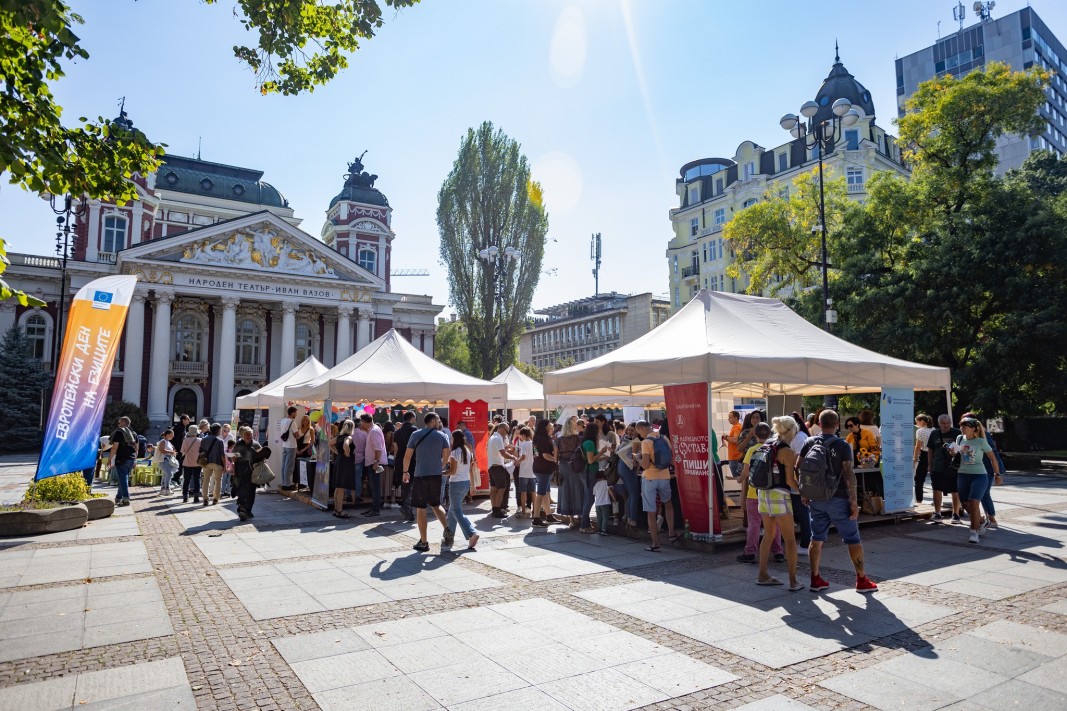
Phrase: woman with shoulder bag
[
  {"left": 555, "top": 417, "right": 584, "bottom": 529},
  {"left": 179, "top": 425, "right": 202, "bottom": 503},
  {"left": 153, "top": 429, "right": 178, "bottom": 496},
  {"left": 332, "top": 419, "right": 356, "bottom": 519},
  {"left": 531, "top": 419, "right": 559, "bottom": 527},
  {"left": 444, "top": 429, "right": 480, "bottom": 550},
  {"left": 294, "top": 415, "right": 314, "bottom": 490}
]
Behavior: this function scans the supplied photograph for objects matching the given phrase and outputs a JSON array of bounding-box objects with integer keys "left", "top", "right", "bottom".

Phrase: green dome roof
[{"left": 156, "top": 155, "right": 289, "bottom": 208}]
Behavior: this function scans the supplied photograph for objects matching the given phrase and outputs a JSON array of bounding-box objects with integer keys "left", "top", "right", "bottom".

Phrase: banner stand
[{"left": 309, "top": 399, "right": 332, "bottom": 510}]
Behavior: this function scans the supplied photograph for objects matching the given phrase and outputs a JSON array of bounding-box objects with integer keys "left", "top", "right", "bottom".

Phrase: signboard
[
  {"left": 175, "top": 275, "right": 343, "bottom": 301},
  {"left": 880, "top": 388, "right": 915, "bottom": 513},
  {"left": 450, "top": 400, "right": 488, "bottom": 491},
  {"left": 663, "top": 382, "right": 720, "bottom": 537},
  {"left": 37, "top": 276, "right": 137, "bottom": 480}
]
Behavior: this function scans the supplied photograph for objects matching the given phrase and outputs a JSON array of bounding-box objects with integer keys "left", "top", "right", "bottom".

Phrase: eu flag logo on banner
[{"left": 91, "top": 291, "right": 113, "bottom": 310}]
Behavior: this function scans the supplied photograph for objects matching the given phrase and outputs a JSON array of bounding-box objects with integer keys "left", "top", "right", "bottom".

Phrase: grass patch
[{"left": 0, "top": 501, "right": 62, "bottom": 512}]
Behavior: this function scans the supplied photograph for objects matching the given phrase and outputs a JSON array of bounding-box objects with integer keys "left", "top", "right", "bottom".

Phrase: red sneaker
[
  {"left": 810, "top": 574, "right": 831, "bottom": 592},
  {"left": 856, "top": 576, "right": 879, "bottom": 593}
]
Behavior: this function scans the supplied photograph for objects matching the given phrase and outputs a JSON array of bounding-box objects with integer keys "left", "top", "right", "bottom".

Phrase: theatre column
[
  {"left": 214, "top": 296, "right": 239, "bottom": 421},
  {"left": 423, "top": 328, "right": 435, "bottom": 357},
  {"left": 280, "top": 301, "right": 297, "bottom": 373},
  {"left": 146, "top": 288, "right": 175, "bottom": 427},
  {"left": 336, "top": 303, "right": 353, "bottom": 362},
  {"left": 356, "top": 308, "right": 372, "bottom": 351},
  {"left": 122, "top": 289, "right": 147, "bottom": 406}
]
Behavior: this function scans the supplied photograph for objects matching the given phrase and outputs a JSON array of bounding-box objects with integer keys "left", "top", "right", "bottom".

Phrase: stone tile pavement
[{"left": 0, "top": 458, "right": 1065, "bottom": 710}]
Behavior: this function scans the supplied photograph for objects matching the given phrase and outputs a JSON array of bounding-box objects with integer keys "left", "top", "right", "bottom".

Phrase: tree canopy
[{"left": 437, "top": 122, "right": 549, "bottom": 380}]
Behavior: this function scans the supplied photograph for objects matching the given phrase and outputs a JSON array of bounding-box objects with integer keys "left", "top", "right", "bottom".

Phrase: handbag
[{"left": 251, "top": 462, "right": 275, "bottom": 486}]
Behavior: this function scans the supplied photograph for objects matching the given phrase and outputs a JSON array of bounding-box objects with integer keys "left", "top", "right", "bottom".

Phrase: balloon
[
  {"left": 331, "top": 412, "right": 340, "bottom": 422},
  {"left": 310, "top": 410, "right": 323, "bottom": 422},
  {"left": 331, "top": 405, "right": 340, "bottom": 413},
  {"left": 365, "top": 404, "right": 376, "bottom": 415},
  {"left": 353, "top": 408, "right": 365, "bottom": 418}
]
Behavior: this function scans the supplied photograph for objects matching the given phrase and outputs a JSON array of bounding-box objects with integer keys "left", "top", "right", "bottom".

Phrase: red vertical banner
[
  {"left": 449, "top": 400, "right": 489, "bottom": 490},
  {"left": 663, "top": 382, "right": 720, "bottom": 536}
]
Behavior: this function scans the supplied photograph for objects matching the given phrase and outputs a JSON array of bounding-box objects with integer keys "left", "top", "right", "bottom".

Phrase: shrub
[
  {"left": 25, "top": 473, "right": 90, "bottom": 503},
  {"left": 101, "top": 401, "right": 150, "bottom": 436}
]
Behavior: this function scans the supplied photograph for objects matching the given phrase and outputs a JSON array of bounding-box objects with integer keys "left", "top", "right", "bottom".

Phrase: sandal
[
  {"left": 333, "top": 511, "right": 350, "bottom": 519},
  {"left": 668, "top": 534, "right": 683, "bottom": 544},
  {"left": 645, "top": 545, "right": 661, "bottom": 552},
  {"left": 756, "top": 577, "right": 783, "bottom": 586}
]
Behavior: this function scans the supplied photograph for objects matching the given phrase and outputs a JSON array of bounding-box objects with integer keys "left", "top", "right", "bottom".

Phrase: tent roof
[
  {"left": 543, "top": 290, "right": 951, "bottom": 400},
  {"left": 234, "top": 356, "right": 328, "bottom": 409},
  {"left": 285, "top": 329, "right": 507, "bottom": 405},
  {"left": 490, "top": 365, "right": 545, "bottom": 408}
]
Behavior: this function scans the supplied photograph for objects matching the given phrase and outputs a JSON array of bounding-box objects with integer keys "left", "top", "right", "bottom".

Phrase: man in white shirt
[
  {"left": 280, "top": 406, "right": 298, "bottom": 490},
  {"left": 487, "top": 423, "right": 517, "bottom": 518},
  {"left": 361, "top": 414, "right": 387, "bottom": 517}
]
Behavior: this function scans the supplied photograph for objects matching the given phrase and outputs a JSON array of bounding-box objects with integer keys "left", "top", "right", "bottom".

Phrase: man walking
[
  {"left": 802, "top": 410, "right": 878, "bottom": 593},
  {"left": 402, "top": 413, "right": 452, "bottom": 552},
  {"left": 280, "top": 406, "right": 299, "bottom": 490},
  {"left": 393, "top": 411, "right": 417, "bottom": 521},
  {"left": 107, "top": 416, "right": 137, "bottom": 507},
  {"left": 199, "top": 423, "right": 226, "bottom": 506},
  {"left": 927, "top": 414, "right": 962, "bottom": 523},
  {"left": 361, "top": 413, "right": 387, "bottom": 517}
]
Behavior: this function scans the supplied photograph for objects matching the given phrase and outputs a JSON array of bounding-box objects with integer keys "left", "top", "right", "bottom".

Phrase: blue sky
[{"left": 3, "top": 0, "right": 1065, "bottom": 313}]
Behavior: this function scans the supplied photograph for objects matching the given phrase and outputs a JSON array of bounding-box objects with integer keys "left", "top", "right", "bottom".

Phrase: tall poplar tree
[{"left": 437, "top": 122, "right": 549, "bottom": 379}]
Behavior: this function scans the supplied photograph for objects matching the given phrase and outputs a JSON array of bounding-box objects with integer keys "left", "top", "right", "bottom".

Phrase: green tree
[
  {"left": 723, "top": 168, "right": 850, "bottom": 296},
  {"left": 811, "top": 63, "right": 1066, "bottom": 416},
  {"left": 101, "top": 400, "right": 150, "bottom": 437},
  {"left": 437, "top": 122, "right": 549, "bottom": 379},
  {"left": 434, "top": 319, "right": 474, "bottom": 376},
  {"left": 0, "top": 325, "right": 53, "bottom": 452}
]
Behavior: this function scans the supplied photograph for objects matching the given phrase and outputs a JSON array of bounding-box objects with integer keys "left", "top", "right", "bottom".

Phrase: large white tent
[
  {"left": 235, "top": 356, "right": 329, "bottom": 409},
  {"left": 544, "top": 290, "right": 952, "bottom": 400},
  {"left": 285, "top": 329, "right": 507, "bottom": 405},
  {"left": 490, "top": 365, "right": 545, "bottom": 409}
]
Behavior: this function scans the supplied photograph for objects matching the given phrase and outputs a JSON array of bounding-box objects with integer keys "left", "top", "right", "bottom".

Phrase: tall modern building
[
  {"left": 896, "top": 5, "right": 1067, "bottom": 172},
  {"left": 666, "top": 55, "right": 909, "bottom": 311},
  {"left": 518, "top": 292, "right": 671, "bottom": 370}
]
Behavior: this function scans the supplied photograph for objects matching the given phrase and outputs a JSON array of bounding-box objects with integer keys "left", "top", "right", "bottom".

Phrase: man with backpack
[
  {"left": 635, "top": 420, "right": 677, "bottom": 551},
  {"left": 798, "top": 410, "right": 878, "bottom": 593}
]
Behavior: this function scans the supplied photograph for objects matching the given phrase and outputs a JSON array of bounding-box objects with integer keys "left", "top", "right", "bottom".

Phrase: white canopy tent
[
  {"left": 285, "top": 329, "right": 507, "bottom": 406},
  {"left": 490, "top": 365, "right": 545, "bottom": 410},
  {"left": 543, "top": 290, "right": 952, "bottom": 400},
  {"left": 235, "top": 356, "right": 329, "bottom": 409}
]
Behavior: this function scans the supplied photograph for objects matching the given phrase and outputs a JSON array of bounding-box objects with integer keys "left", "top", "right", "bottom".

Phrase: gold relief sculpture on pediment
[
  {"left": 340, "top": 287, "right": 373, "bottom": 303},
  {"left": 180, "top": 223, "right": 338, "bottom": 279},
  {"left": 132, "top": 267, "right": 173, "bottom": 285}
]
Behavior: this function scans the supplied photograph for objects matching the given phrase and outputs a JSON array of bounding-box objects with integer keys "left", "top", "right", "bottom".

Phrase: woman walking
[
  {"left": 556, "top": 417, "right": 584, "bottom": 529},
  {"left": 179, "top": 424, "right": 202, "bottom": 503},
  {"left": 956, "top": 416, "right": 1002, "bottom": 544},
  {"left": 444, "top": 430, "right": 480, "bottom": 550},
  {"left": 154, "top": 429, "right": 178, "bottom": 496},
  {"left": 756, "top": 417, "right": 801, "bottom": 591}
]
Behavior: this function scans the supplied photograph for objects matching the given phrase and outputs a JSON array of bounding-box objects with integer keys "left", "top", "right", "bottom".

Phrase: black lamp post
[
  {"left": 47, "top": 194, "right": 86, "bottom": 371},
  {"left": 779, "top": 96, "right": 860, "bottom": 330},
  {"left": 477, "top": 244, "right": 518, "bottom": 371}
]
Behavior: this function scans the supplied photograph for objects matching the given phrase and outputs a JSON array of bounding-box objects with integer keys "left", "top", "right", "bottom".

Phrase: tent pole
[
  {"left": 944, "top": 384, "right": 953, "bottom": 423},
  {"left": 707, "top": 382, "right": 718, "bottom": 543}
]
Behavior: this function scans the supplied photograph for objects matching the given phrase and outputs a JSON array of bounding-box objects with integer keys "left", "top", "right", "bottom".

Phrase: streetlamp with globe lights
[
  {"left": 477, "top": 244, "right": 519, "bottom": 367},
  {"left": 779, "top": 96, "right": 860, "bottom": 330},
  {"left": 46, "top": 194, "right": 86, "bottom": 371}
]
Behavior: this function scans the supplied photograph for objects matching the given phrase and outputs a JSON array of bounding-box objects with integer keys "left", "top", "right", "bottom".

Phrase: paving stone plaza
[{"left": 1, "top": 455, "right": 1067, "bottom": 710}]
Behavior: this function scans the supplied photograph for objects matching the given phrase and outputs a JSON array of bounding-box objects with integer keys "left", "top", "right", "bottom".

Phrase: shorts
[
  {"left": 517, "top": 477, "right": 535, "bottom": 494},
  {"left": 957, "top": 473, "right": 989, "bottom": 502},
  {"left": 410, "top": 475, "right": 443, "bottom": 508},
  {"left": 757, "top": 488, "right": 793, "bottom": 517},
  {"left": 489, "top": 465, "right": 510, "bottom": 489},
  {"left": 534, "top": 472, "right": 552, "bottom": 496},
  {"left": 641, "top": 478, "right": 671, "bottom": 513},
  {"left": 809, "top": 496, "right": 861, "bottom": 545},
  {"left": 728, "top": 460, "right": 743, "bottom": 479},
  {"left": 931, "top": 469, "right": 957, "bottom": 494}
]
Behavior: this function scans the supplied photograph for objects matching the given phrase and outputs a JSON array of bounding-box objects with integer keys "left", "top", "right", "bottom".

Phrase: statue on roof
[{"left": 343, "top": 150, "right": 378, "bottom": 189}]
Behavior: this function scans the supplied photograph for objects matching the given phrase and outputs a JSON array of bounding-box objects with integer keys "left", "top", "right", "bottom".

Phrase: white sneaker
[
  {"left": 797, "top": 547, "right": 809, "bottom": 556},
  {"left": 978, "top": 520, "right": 989, "bottom": 535},
  {"left": 968, "top": 530, "right": 980, "bottom": 544}
]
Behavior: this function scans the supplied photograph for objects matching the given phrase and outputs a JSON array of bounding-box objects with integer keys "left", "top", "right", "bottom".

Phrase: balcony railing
[
  {"left": 234, "top": 363, "right": 266, "bottom": 380},
  {"left": 97, "top": 252, "right": 117, "bottom": 264},
  {"left": 170, "top": 360, "right": 208, "bottom": 378},
  {"left": 847, "top": 183, "right": 866, "bottom": 194},
  {"left": 681, "top": 264, "right": 700, "bottom": 278}
]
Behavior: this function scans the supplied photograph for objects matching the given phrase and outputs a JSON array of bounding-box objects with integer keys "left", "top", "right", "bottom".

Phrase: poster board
[
  {"left": 880, "top": 387, "right": 915, "bottom": 513},
  {"left": 662, "top": 382, "right": 720, "bottom": 538},
  {"left": 449, "top": 399, "right": 488, "bottom": 492}
]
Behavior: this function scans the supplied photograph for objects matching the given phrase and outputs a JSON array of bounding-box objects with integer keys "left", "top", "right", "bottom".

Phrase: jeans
[
  {"left": 596, "top": 504, "right": 611, "bottom": 532},
  {"left": 617, "top": 461, "right": 640, "bottom": 523},
  {"left": 579, "top": 469, "right": 597, "bottom": 528},
  {"left": 221, "top": 471, "right": 232, "bottom": 497},
  {"left": 236, "top": 468, "right": 256, "bottom": 515},
  {"left": 82, "top": 465, "right": 95, "bottom": 489},
  {"left": 791, "top": 493, "right": 811, "bottom": 548},
  {"left": 446, "top": 480, "right": 475, "bottom": 540},
  {"left": 980, "top": 474, "right": 996, "bottom": 516},
  {"left": 914, "top": 450, "right": 929, "bottom": 502},
  {"left": 367, "top": 463, "right": 383, "bottom": 512},
  {"left": 281, "top": 447, "right": 296, "bottom": 487},
  {"left": 182, "top": 467, "right": 201, "bottom": 500},
  {"left": 113, "top": 460, "right": 133, "bottom": 502}
]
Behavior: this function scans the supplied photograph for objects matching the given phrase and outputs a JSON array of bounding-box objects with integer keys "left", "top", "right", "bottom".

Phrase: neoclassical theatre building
[{"left": 3, "top": 115, "right": 442, "bottom": 429}]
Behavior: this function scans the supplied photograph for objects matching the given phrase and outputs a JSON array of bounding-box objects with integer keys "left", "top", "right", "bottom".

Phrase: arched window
[
  {"left": 295, "top": 322, "right": 315, "bottom": 362},
  {"left": 357, "top": 246, "right": 377, "bottom": 274},
  {"left": 742, "top": 198, "right": 758, "bottom": 209},
  {"left": 102, "top": 215, "right": 127, "bottom": 253},
  {"left": 173, "top": 388, "right": 198, "bottom": 421},
  {"left": 235, "top": 319, "right": 261, "bottom": 365},
  {"left": 24, "top": 314, "right": 47, "bottom": 360},
  {"left": 172, "top": 314, "right": 205, "bottom": 362}
]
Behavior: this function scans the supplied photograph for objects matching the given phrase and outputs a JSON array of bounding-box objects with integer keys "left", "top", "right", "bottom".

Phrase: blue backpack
[{"left": 652, "top": 435, "right": 672, "bottom": 469}]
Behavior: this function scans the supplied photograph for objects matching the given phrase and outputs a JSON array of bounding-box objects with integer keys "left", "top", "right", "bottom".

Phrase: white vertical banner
[{"left": 880, "top": 388, "right": 915, "bottom": 513}]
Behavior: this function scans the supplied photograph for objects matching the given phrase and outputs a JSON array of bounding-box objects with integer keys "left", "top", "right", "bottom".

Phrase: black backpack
[
  {"left": 797, "top": 435, "right": 843, "bottom": 501},
  {"left": 748, "top": 441, "right": 782, "bottom": 490},
  {"left": 570, "top": 441, "right": 589, "bottom": 472}
]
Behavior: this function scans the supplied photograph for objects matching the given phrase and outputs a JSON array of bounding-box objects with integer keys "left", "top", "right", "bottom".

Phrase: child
[
  {"left": 593, "top": 471, "right": 615, "bottom": 535},
  {"left": 516, "top": 426, "right": 536, "bottom": 518},
  {"left": 222, "top": 440, "right": 235, "bottom": 499}
]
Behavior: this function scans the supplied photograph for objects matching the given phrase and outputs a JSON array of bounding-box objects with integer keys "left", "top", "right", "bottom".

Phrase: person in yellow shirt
[
  {"left": 636, "top": 420, "right": 677, "bottom": 551},
  {"left": 724, "top": 410, "right": 744, "bottom": 480},
  {"left": 737, "top": 423, "right": 782, "bottom": 564}
]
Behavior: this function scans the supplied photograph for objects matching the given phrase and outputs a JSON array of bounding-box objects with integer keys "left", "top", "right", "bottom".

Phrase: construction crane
[{"left": 390, "top": 268, "right": 430, "bottom": 277}]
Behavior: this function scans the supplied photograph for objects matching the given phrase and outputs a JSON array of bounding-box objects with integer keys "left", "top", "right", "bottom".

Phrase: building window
[
  {"left": 357, "top": 246, "right": 377, "bottom": 274},
  {"left": 715, "top": 178, "right": 724, "bottom": 195},
  {"left": 718, "top": 238, "right": 724, "bottom": 260},
  {"left": 295, "top": 323, "right": 315, "bottom": 362},
  {"left": 731, "top": 277, "right": 737, "bottom": 293},
  {"left": 102, "top": 215, "right": 127, "bottom": 254},
  {"left": 673, "top": 255, "right": 678, "bottom": 273},
  {"left": 674, "top": 287, "right": 680, "bottom": 307},
  {"left": 690, "top": 217, "right": 699, "bottom": 237},
  {"left": 777, "top": 152, "right": 788, "bottom": 172},
  {"left": 173, "top": 315, "right": 205, "bottom": 362},
  {"left": 702, "top": 243, "right": 708, "bottom": 262},
  {"left": 742, "top": 198, "right": 757, "bottom": 209},
  {"left": 811, "top": 145, "right": 821, "bottom": 160},
  {"left": 24, "top": 314, "right": 47, "bottom": 360},
  {"left": 689, "top": 185, "right": 699, "bottom": 204},
  {"left": 847, "top": 167, "right": 865, "bottom": 186},
  {"left": 236, "top": 319, "right": 261, "bottom": 365},
  {"left": 845, "top": 129, "right": 860, "bottom": 150},
  {"left": 714, "top": 208, "right": 726, "bottom": 226},
  {"left": 743, "top": 161, "right": 755, "bottom": 180},
  {"left": 614, "top": 316, "right": 619, "bottom": 335}
]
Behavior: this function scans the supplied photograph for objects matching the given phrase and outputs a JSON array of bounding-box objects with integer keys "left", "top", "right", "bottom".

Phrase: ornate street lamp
[
  {"left": 779, "top": 96, "right": 860, "bottom": 329},
  {"left": 477, "top": 245, "right": 519, "bottom": 366},
  {"left": 47, "top": 194, "right": 86, "bottom": 371}
]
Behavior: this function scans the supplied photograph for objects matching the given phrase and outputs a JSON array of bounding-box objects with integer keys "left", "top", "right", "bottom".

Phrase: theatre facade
[{"left": 2, "top": 116, "right": 442, "bottom": 430}]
